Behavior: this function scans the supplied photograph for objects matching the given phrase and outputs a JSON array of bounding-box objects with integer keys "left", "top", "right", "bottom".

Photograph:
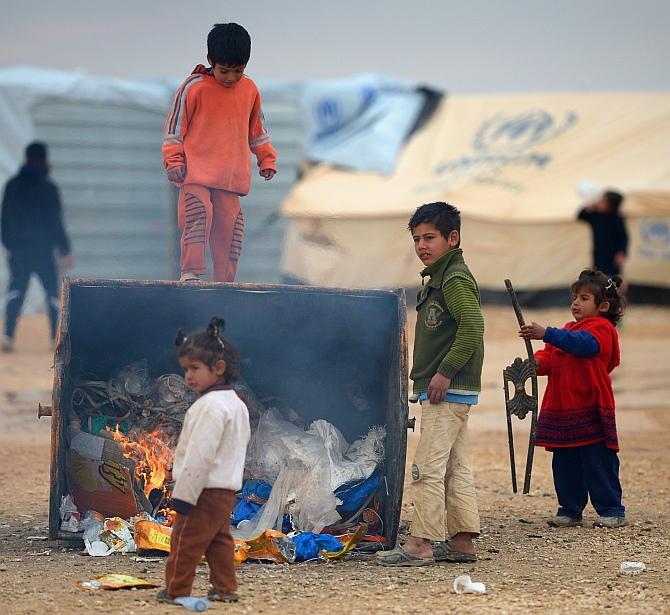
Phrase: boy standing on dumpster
[
  {"left": 378, "top": 201, "right": 484, "bottom": 566},
  {"left": 163, "top": 22, "right": 277, "bottom": 283}
]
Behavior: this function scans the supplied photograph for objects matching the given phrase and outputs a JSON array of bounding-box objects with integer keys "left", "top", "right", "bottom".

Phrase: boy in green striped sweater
[{"left": 379, "top": 202, "right": 484, "bottom": 567}]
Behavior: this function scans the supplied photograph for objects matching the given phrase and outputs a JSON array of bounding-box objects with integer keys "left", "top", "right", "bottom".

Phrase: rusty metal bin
[{"left": 48, "top": 279, "right": 409, "bottom": 547}]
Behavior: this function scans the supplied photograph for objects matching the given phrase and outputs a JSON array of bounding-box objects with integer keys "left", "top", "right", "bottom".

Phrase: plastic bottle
[
  {"left": 174, "top": 596, "right": 210, "bottom": 612},
  {"left": 453, "top": 574, "right": 487, "bottom": 594},
  {"left": 619, "top": 561, "right": 646, "bottom": 575}
]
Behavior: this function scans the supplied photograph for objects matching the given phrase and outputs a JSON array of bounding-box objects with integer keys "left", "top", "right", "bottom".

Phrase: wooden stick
[{"left": 504, "top": 279, "right": 539, "bottom": 495}]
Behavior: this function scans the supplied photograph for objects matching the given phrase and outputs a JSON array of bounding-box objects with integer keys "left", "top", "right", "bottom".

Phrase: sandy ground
[{"left": 0, "top": 306, "right": 669, "bottom": 614}]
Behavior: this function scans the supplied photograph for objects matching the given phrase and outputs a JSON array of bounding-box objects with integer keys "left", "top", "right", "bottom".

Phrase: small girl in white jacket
[{"left": 158, "top": 316, "right": 250, "bottom": 605}]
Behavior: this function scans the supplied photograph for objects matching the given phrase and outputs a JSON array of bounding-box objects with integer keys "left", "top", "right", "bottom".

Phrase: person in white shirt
[{"left": 158, "top": 316, "right": 250, "bottom": 605}]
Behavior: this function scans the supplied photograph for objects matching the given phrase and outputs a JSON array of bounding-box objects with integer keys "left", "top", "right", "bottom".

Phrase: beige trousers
[{"left": 411, "top": 401, "right": 480, "bottom": 541}]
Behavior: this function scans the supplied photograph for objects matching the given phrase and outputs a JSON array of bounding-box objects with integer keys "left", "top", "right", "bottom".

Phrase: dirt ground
[{"left": 1, "top": 305, "right": 669, "bottom": 614}]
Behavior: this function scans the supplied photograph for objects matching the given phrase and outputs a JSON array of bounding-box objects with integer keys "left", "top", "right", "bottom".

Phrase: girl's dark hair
[
  {"left": 175, "top": 316, "right": 240, "bottom": 383},
  {"left": 207, "top": 23, "right": 251, "bottom": 67},
  {"left": 570, "top": 269, "right": 626, "bottom": 325}
]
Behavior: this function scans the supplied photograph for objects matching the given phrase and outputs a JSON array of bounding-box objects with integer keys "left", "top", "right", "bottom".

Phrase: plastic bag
[
  {"left": 232, "top": 464, "right": 300, "bottom": 540},
  {"left": 291, "top": 457, "right": 341, "bottom": 533},
  {"left": 244, "top": 411, "right": 385, "bottom": 534},
  {"left": 231, "top": 480, "right": 272, "bottom": 526},
  {"left": 59, "top": 495, "right": 80, "bottom": 533},
  {"left": 80, "top": 511, "right": 104, "bottom": 542},
  {"left": 308, "top": 420, "right": 385, "bottom": 490},
  {"left": 246, "top": 411, "right": 325, "bottom": 482},
  {"left": 293, "top": 532, "right": 344, "bottom": 561}
]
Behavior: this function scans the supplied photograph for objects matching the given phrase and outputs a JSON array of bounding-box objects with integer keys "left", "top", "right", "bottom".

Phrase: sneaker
[
  {"left": 1, "top": 336, "right": 14, "bottom": 353},
  {"left": 207, "top": 587, "right": 239, "bottom": 602},
  {"left": 179, "top": 272, "right": 201, "bottom": 282},
  {"left": 593, "top": 516, "right": 627, "bottom": 528},
  {"left": 156, "top": 588, "right": 178, "bottom": 605},
  {"left": 547, "top": 516, "right": 583, "bottom": 528}
]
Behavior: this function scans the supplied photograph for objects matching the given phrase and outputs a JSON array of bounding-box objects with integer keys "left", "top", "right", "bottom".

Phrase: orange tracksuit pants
[
  {"left": 178, "top": 184, "right": 244, "bottom": 282},
  {"left": 165, "top": 489, "right": 237, "bottom": 597}
]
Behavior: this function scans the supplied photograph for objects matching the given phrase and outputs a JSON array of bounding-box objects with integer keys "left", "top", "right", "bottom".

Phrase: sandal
[
  {"left": 376, "top": 544, "right": 434, "bottom": 567},
  {"left": 432, "top": 541, "right": 477, "bottom": 563}
]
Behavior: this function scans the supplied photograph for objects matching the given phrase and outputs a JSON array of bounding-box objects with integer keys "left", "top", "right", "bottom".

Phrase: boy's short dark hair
[
  {"left": 25, "top": 141, "right": 47, "bottom": 163},
  {"left": 603, "top": 190, "right": 623, "bottom": 214},
  {"left": 207, "top": 23, "right": 251, "bottom": 67},
  {"left": 408, "top": 202, "right": 461, "bottom": 242}
]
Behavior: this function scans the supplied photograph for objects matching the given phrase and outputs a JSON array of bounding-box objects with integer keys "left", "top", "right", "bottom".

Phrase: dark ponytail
[
  {"left": 571, "top": 269, "right": 626, "bottom": 325},
  {"left": 175, "top": 316, "right": 240, "bottom": 383}
]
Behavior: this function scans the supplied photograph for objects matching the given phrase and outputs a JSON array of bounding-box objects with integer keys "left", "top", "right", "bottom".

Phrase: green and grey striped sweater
[{"left": 411, "top": 248, "right": 485, "bottom": 394}]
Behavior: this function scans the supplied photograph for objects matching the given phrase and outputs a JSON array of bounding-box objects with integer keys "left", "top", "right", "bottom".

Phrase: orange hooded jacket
[{"left": 163, "top": 65, "right": 277, "bottom": 195}]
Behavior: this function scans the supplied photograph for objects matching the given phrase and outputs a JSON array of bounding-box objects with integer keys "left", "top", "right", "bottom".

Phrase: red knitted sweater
[{"left": 534, "top": 316, "right": 620, "bottom": 451}]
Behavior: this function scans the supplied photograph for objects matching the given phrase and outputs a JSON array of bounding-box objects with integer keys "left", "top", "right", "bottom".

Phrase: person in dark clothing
[
  {"left": 577, "top": 190, "right": 628, "bottom": 276},
  {"left": 1, "top": 142, "right": 72, "bottom": 351}
]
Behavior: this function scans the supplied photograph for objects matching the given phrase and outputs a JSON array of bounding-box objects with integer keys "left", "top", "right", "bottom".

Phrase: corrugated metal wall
[
  {"left": 3, "top": 83, "right": 302, "bottom": 316},
  {"left": 33, "top": 100, "right": 173, "bottom": 280},
  {"left": 236, "top": 85, "right": 302, "bottom": 282}
]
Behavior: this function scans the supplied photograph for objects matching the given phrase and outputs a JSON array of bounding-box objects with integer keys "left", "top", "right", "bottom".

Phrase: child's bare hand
[
  {"left": 167, "top": 165, "right": 186, "bottom": 183},
  {"left": 260, "top": 168, "right": 276, "bottom": 181},
  {"left": 519, "top": 322, "right": 546, "bottom": 340},
  {"left": 427, "top": 373, "right": 451, "bottom": 405}
]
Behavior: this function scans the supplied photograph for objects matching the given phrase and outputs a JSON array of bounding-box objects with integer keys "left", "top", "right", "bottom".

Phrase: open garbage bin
[{"left": 46, "top": 279, "right": 409, "bottom": 550}]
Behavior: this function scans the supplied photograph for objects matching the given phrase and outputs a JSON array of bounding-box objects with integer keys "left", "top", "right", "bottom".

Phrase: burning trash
[
  {"left": 58, "top": 356, "right": 389, "bottom": 564},
  {"left": 64, "top": 362, "right": 193, "bottom": 523}
]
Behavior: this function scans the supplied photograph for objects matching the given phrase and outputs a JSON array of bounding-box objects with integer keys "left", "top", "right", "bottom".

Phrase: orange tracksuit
[{"left": 163, "top": 65, "right": 277, "bottom": 281}]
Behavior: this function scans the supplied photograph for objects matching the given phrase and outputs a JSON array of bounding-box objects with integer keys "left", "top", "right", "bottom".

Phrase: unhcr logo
[
  {"left": 315, "top": 97, "right": 342, "bottom": 140},
  {"left": 638, "top": 220, "right": 670, "bottom": 262},
  {"left": 473, "top": 110, "right": 577, "bottom": 153},
  {"left": 431, "top": 109, "right": 578, "bottom": 190},
  {"left": 314, "top": 86, "right": 377, "bottom": 141}
]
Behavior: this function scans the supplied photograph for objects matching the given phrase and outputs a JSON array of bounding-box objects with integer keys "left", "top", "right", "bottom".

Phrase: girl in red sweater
[{"left": 519, "top": 269, "right": 626, "bottom": 529}]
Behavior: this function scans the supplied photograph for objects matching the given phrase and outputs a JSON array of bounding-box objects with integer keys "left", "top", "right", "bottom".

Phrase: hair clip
[{"left": 605, "top": 278, "right": 615, "bottom": 290}]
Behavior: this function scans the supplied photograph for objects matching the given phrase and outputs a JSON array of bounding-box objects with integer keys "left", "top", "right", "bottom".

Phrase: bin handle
[
  {"left": 407, "top": 417, "right": 416, "bottom": 431},
  {"left": 37, "top": 402, "right": 52, "bottom": 419}
]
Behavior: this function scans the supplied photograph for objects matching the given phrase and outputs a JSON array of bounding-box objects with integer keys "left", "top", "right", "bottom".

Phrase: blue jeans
[
  {"left": 552, "top": 441, "right": 625, "bottom": 519},
  {"left": 4, "top": 249, "right": 59, "bottom": 340}
]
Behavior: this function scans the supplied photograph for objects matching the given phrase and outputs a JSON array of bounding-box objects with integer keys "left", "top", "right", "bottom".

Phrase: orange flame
[{"left": 111, "top": 426, "right": 174, "bottom": 497}]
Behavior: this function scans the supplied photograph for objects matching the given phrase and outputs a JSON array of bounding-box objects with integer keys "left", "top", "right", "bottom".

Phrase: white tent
[{"left": 281, "top": 92, "right": 670, "bottom": 294}]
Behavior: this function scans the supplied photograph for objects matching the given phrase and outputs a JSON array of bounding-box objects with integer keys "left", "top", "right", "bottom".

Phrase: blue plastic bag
[
  {"left": 231, "top": 480, "right": 272, "bottom": 526},
  {"left": 335, "top": 473, "right": 381, "bottom": 515},
  {"left": 293, "top": 532, "right": 344, "bottom": 561}
]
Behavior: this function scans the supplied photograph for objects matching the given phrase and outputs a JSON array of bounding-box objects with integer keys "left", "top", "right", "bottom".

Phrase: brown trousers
[
  {"left": 166, "top": 488, "right": 236, "bottom": 597},
  {"left": 178, "top": 184, "right": 244, "bottom": 282}
]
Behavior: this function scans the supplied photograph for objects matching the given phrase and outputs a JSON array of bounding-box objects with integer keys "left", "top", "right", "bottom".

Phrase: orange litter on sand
[
  {"left": 77, "top": 574, "right": 159, "bottom": 590},
  {"left": 243, "top": 530, "right": 295, "bottom": 564},
  {"left": 134, "top": 519, "right": 172, "bottom": 552},
  {"left": 323, "top": 523, "right": 368, "bottom": 560}
]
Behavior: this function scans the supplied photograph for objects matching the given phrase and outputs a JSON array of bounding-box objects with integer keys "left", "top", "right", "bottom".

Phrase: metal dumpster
[{"left": 47, "top": 278, "right": 409, "bottom": 548}]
